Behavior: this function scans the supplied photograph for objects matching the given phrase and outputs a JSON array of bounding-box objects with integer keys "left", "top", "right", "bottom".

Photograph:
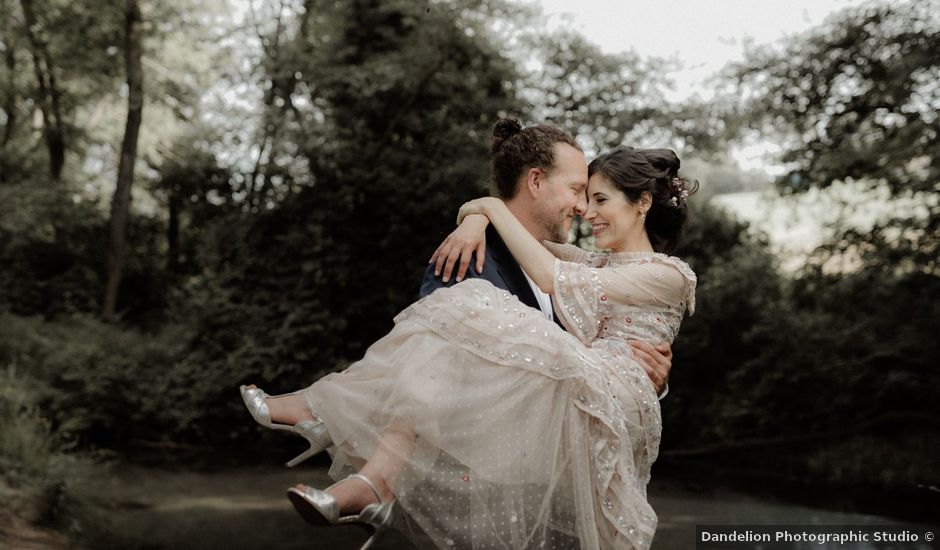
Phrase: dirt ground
[
  {"left": 3, "top": 463, "right": 931, "bottom": 550},
  {"left": 64, "top": 464, "right": 425, "bottom": 550},
  {"left": 1, "top": 510, "right": 75, "bottom": 550}
]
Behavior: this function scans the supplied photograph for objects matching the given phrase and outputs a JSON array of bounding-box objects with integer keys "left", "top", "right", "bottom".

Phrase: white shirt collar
[{"left": 521, "top": 269, "right": 553, "bottom": 321}]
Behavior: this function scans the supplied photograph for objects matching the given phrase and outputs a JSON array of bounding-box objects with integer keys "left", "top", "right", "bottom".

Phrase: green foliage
[
  {"left": 698, "top": 3, "right": 940, "bottom": 485},
  {"left": 182, "top": 0, "right": 522, "bottom": 398},
  {"left": 0, "top": 365, "right": 75, "bottom": 531},
  {"left": 661, "top": 199, "right": 940, "bottom": 493},
  {"left": 789, "top": 261, "right": 940, "bottom": 421},
  {"left": 0, "top": 183, "right": 171, "bottom": 325},
  {"left": 0, "top": 313, "right": 195, "bottom": 447},
  {"left": 0, "top": 365, "right": 68, "bottom": 489},
  {"left": 663, "top": 201, "right": 790, "bottom": 444},
  {"left": 0, "top": 0, "right": 125, "bottom": 181},
  {"left": 0, "top": 185, "right": 103, "bottom": 316},
  {"left": 150, "top": 137, "right": 235, "bottom": 276},
  {"left": 727, "top": 0, "right": 939, "bottom": 194},
  {"left": 520, "top": 29, "right": 724, "bottom": 156}
]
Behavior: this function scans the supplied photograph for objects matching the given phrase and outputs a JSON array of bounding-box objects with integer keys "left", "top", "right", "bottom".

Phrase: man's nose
[{"left": 575, "top": 195, "right": 587, "bottom": 216}]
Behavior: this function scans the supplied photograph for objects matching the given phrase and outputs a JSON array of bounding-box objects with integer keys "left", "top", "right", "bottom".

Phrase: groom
[{"left": 420, "top": 121, "right": 673, "bottom": 396}]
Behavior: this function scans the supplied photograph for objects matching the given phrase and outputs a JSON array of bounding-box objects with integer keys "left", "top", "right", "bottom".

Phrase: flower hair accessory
[{"left": 668, "top": 177, "right": 690, "bottom": 206}]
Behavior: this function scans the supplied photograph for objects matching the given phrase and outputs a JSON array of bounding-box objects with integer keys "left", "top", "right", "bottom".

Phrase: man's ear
[{"left": 524, "top": 167, "right": 543, "bottom": 198}]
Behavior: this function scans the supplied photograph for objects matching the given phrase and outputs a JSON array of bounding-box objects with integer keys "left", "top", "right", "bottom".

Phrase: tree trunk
[
  {"left": 19, "top": 0, "right": 65, "bottom": 180},
  {"left": 102, "top": 0, "right": 143, "bottom": 320},
  {"left": 166, "top": 184, "right": 181, "bottom": 273},
  {"left": 0, "top": 33, "right": 16, "bottom": 183}
]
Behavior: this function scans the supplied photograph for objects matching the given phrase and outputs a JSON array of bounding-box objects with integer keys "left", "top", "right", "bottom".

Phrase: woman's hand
[
  {"left": 456, "top": 197, "right": 502, "bottom": 225},
  {"left": 429, "top": 214, "right": 489, "bottom": 283}
]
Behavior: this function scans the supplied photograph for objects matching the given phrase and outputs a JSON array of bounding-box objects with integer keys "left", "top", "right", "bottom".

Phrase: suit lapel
[
  {"left": 548, "top": 295, "right": 566, "bottom": 330},
  {"left": 486, "top": 228, "right": 568, "bottom": 331},
  {"left": 487, "top": 228, "right": 540, "bottom": 311}
]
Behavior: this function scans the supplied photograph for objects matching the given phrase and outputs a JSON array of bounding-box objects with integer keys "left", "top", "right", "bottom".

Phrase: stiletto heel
[
  {"left": 356, "top": 498, "right": 396, "bottom": 550},
  {"left": 284, "top": 430, "right": 323, "bottom": 468},
  {"left": 239, "top": 385, "right": 332, "bottom": 467},
  {"left": 287, "top": 473, "right": 397, "bottom": 549}
]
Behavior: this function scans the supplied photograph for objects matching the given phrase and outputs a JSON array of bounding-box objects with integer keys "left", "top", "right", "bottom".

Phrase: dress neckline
[{"left": 604, "top": 249, "right": 662, "bottom": 266}]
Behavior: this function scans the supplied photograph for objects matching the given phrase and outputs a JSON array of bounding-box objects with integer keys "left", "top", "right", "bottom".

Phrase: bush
[
  {"left": 0, "top": 313, "right": 195, "bottom": 448},
  {"left": 659, "top": 200, "right": 939, "bottom": 495},
  {"left": 0, "top": 363, "right": 73, "bottom": 527},
  {"left": 0, "top": 365, "right": 68, "bottom": 489},
  {"left": 0, "top": 184, "right": 171, "bottom": 328}
]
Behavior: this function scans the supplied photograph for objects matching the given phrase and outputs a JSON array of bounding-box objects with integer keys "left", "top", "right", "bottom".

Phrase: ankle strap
[{"left": 348, "top": 473, "right": 384, "bottom": 503}]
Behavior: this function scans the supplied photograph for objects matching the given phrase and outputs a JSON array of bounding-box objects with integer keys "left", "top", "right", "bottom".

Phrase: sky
[{"left": 531, "top": 0, "right": 868, "bottom": 101}]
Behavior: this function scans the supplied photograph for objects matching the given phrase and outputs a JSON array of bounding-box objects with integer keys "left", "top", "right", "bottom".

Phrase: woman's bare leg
[
  {"left": 296, "top": 419, "right": 415, "bottom": 514},
  {"left": 251, "top": 382, "right": 414, "bottom": 513},
  {"left": 357, "top": 419, "right": 414, "bottom": 500}
]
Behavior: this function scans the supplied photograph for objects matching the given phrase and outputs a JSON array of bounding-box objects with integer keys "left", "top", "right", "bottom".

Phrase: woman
[{"left": 241, "top": 138, "right": 697, "bottom": 550}]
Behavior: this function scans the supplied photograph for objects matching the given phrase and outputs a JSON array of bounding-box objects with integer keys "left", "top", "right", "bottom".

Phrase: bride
[{"left": 241, "top": 133, "right": 697, "bottom": 550}]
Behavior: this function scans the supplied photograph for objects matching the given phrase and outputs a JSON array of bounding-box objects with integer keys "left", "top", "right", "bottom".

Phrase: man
[{"left": 420, "top": 120, "right": 672, "bottom": 395}]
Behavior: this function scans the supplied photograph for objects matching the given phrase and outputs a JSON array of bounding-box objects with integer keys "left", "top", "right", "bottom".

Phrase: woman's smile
[{"left": 591, "top": 222, "right": 609, "bottom": 237}]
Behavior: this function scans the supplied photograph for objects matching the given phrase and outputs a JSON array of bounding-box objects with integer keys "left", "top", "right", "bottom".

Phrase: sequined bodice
[
  {"left": 544, "top": 243, "right": 696, "bottom": 351},
  {"left": 593, "top": 252, "right": 692, "bottom": 348}
]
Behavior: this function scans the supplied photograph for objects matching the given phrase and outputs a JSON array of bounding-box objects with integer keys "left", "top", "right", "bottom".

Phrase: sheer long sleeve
[
  {"left": 541, "top": 241, "right": 606, "bottom": 267},
  {"left": 552, "top": 256, "right": 695, "bottom": 345}
]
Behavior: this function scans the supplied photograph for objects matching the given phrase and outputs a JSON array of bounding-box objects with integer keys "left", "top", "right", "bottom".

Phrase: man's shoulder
[
  {"left": 419, "top": 251, "right": 486, "bottom": 298},
  {"left": 419, "top": 236, "right": 515, "bottom": 298}
]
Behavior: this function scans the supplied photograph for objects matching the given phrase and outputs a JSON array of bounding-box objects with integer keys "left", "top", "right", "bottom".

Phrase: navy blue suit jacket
[{"left": 420, "top": 226, "right": 566, "bottom": 330}]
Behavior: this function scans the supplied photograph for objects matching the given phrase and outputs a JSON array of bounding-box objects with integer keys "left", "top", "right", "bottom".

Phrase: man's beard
[{"left": 535, "top": 206, "right": 569, "bottom": 243}]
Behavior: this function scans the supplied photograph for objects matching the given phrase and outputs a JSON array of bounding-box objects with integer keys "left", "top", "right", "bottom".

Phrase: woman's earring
[{"left": 640, "top": 210, "right": 647, "bottom": 219}]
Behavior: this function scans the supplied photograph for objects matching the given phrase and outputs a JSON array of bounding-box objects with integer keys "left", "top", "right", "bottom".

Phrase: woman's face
[{"left": 584, "top": 173, "right": 646, "bottom": 252}]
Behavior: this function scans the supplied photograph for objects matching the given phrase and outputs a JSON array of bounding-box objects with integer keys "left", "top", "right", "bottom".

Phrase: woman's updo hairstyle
[
  {"left": 490, "top": 118, "right": 582, "bottom": 199},
  {"left": 588, "top": 147, "right": 699, "bottom": 254}
]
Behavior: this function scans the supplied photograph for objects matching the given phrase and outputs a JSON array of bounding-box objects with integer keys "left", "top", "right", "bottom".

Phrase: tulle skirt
[{"left": 303, "top": 280, "right": 660, "bottom": 549}]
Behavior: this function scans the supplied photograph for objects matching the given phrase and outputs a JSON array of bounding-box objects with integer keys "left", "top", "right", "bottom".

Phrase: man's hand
[{"left": 628, "top": 340, "right": 672, "bottom": 396}]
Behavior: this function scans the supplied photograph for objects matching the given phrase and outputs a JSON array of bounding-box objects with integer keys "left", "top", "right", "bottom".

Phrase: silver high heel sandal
[
  {"left": 239, "top": 385, "right": 332, "bottom": 467},
  {"left": 287, "top": 473, "right": 397, "bottom": 550}
]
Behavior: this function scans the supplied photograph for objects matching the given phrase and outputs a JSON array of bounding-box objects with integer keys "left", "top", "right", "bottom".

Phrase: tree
[
  {"left": 18, "top": 0, "right": 67, "bottom": 180},
  {"left": 672, "top": 1, "right": 940, "bottom": 490},
  {"left": 726, "top": 0, "right": 938, "bottom": 195},
  {"left": 519, "top": 30, "right": 722, "bottom": 157},
  {"left": 725, "top": 0, "right": 939, "bottom": 271},
  {"left": 1, "top": 0, "right": 124, "bottom": 183},
  {"left": 0, "top": 0, "right": 21, "bottom": 183},
  {"left": 151, "top": 142, "right": 232, "bottom": 276},
  {"left": 102, "top": 0, "right": 144, "bottom": 320}
]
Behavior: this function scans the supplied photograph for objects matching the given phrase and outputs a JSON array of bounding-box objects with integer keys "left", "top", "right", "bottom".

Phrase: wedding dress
[{"left": 302, "top": 243, "right": 696, "bottom": 549}]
